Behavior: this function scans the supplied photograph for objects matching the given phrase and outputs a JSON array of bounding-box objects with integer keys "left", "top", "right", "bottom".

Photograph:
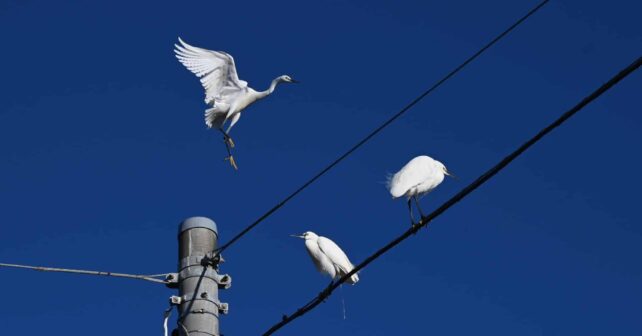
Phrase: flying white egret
[
  {"left": 388, "top": 155, "right": 454, "bottom": 225},
  {"left": 291, "top": 231, "right": 359, "bottom": 285},
  {"left": 174, "top": 37, "right": 298, "bottom": 169}
]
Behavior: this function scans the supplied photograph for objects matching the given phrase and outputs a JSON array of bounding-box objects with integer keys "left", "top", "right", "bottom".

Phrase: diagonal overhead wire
[
  {"left": 0, "top": 262, "right": 171, "bottom": 285},
  {"left": 262, "top": 55, "right": 642, "bottom": 335},
  {"left": 215, "top": 0, "right": 551, "bottom": 257}
]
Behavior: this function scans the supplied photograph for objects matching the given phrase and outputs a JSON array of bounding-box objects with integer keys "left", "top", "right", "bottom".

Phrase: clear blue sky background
[{"left": 1, "top": 0, "right": 640, "bottom": 335}]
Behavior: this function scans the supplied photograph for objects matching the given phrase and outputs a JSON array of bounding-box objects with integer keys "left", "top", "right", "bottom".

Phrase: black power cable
[{"left": 263, "top": 55, "right": 642, "bottom": 335}]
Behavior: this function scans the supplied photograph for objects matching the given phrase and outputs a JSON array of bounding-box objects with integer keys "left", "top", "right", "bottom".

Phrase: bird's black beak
[{"left": 290, "top": 79, "right": 300, "bottom": 83}]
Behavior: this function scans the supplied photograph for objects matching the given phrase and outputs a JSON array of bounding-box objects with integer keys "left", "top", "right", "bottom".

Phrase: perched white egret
[
  {"left": 291, "top": 231, "right": 359, "bottom": 285},
  {"left": 174, "top": 37, "right": 298, "bottom": 169},
  {"left": 388, "top": 155, "right": 454, "bottom": 225}
]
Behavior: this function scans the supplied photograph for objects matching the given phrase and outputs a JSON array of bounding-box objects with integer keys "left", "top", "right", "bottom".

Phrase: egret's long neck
[{"left": 257, "top": 77, "right": 281, "bottom": 99}]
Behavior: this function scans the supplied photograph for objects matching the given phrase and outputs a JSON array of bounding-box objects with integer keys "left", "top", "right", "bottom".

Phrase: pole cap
[{"left": 179, "top": 216, "right": 218, "bottom": 236}]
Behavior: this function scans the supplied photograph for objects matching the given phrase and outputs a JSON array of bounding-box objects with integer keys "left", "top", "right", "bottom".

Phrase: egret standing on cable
[
  {"left": 388, "top": 155, "right": 454, "bottom": 225},
  {"left": 291, "top": 231, "right": 359, "bottom": 285},
  {"left": 174, "top": 37, "right": 298, "bottom": 169}
]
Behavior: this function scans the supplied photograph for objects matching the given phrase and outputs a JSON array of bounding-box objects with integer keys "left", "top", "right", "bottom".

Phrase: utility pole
[{"left": 171, "top": 217, "right": 231, "bottom": 336}]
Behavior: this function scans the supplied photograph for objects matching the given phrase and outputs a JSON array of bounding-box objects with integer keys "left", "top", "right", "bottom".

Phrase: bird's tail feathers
[
  {"left": 385, "top": 172, "right": 393, "bottom": 190},
  {"left": 386, "top": 172, "right": 405, "bottom": 198},
  {"left": 343, "top": 268, "right": 359, "bottom": 285},
  {"left": 204, "top": 105, "right": 228, "bottom": 129},
  {"left": 347, "top": 273, "right": 359, "bottom": 285},
  {"left": 337, "top": 264, "right": 359, "bottom": 285}
]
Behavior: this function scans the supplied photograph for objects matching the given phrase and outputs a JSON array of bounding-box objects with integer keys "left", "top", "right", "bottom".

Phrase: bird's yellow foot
[
  {"left": 222, "top": 135, "right": 235, "bottom": 149},
  {"left": 225, "top": 155, "right": 238, "bottom": 170}
]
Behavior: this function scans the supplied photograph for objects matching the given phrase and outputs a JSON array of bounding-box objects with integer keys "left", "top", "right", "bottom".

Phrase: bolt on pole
[{"left": 175, "top": 217, "right": 231, "bottom": 336}]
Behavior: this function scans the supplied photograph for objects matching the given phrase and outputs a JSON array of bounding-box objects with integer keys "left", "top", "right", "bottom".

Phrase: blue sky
[{"left": 1, "top": 0, "right": 641, "bottom": 335}]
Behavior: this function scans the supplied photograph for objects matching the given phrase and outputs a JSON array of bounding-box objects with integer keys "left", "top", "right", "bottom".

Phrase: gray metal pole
[{"left": 176, "top": 217, "right": 230, "bottom": 336}]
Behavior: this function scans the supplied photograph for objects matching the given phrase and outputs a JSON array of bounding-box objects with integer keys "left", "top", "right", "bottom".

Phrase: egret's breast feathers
[{"left": 305, "top": 239, "right": 334, "bottom": 276}]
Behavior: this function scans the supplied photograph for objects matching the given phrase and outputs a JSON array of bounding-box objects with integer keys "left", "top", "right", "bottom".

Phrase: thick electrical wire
[
  {"left": 214, "top": 0, "right": 551, "bottom": 257},
  {"left": 0, "top": 262, "right": 170, "bottom": 285},
  {"left": 262, "top": 55, "right": 642, "bottom": 335}
]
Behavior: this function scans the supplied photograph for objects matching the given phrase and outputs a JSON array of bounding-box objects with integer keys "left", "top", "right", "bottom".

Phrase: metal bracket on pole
[
  {"left": 215, "top": 274, "right": 232, "bottom": 289},
  {"left": 218, "top": 302, "right": 229, "bottom": 315},
  {"left": 169, "top": 295, "right": 183, "bottom": 305},
  {"left": 165, "top": 273, "right": 179, "bottom": 289}
]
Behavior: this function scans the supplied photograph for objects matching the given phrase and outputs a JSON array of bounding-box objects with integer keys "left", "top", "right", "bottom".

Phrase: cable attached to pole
[{"left": 0, "top": 262, "right": 171, "bottom": 285}]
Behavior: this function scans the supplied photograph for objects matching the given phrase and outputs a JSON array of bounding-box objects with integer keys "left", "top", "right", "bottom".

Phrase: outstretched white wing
[
  {"left": 174, "top": 37, "right": 248, "bottom": 104},
  {"left": 318, "top": 236, "right": 359, "bottom": 284}
]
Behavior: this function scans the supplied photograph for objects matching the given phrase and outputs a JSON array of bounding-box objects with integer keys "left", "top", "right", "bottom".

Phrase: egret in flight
[
  {"left": 174, "top": 37, "right": 298, "bottom": 169},
  {"left": 291, "top": 231, "right": 359, "bottom": 285},
  {"left": 388, "top": 155, "right": 454, "bottom": 225}
]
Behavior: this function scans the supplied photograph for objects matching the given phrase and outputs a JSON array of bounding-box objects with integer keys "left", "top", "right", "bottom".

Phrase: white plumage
[
  {"left": 174, "top": 37, "right": 297, "bottom": 168},
  {"left": 292, "top": 231, "right": 359, "bottom": 284},
  {"left": 388, "top": 155, "right": 453, "bottom": 224}
]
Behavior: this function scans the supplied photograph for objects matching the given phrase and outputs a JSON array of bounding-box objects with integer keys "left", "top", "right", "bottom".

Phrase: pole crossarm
[
  {"left": 262, "top": 55, "right": 642, "bottom": 335},
  {"left": 0, "top": 262, "right": 171, "bottom": 285}
]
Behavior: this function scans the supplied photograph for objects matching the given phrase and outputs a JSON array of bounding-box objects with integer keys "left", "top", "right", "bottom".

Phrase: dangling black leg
[
  {"left": 413, "top": 195, "right": 425, "bottom": 219},
  {"left": 218, "top": 128, "right": 235, "bottom": 148},
  {"left": 408, "top": 198, "right": 416, "bottom": 225}
]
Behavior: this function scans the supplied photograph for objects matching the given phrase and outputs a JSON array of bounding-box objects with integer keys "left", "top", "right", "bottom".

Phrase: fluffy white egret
[
  {"left": 388, "top": 155, "right": 454, "bottom": 225},
  {"left": 291, "top": 231, "right": 359, "bottom": 285},
  {"left": 174, "top": 37, "right": 298, "bottom": 169}
]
